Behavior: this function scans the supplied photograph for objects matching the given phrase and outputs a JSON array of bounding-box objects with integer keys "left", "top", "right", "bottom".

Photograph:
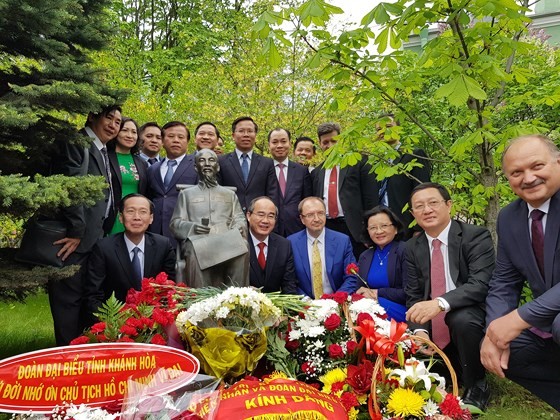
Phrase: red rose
[
  {"left": 345, "top": 263, "right": 359, "bottom": 276},
  {"left": 357, "top": 312, "right": 373, "bottom": 325},
  {"left": 331, "top": 291, "right": 349, "bottom": 304},
  {"left": 150, "top": 333, "right": 167, "bottom": 345},
  {"left": 346, "top": 360, "right": 374, "bottom": 395},
  {"left": 70, "top": 336, "right": 90, "bottom": 345},
  {"left": 328, "top": 343, "right": 344, "bottom": 359},
  {"left": 346, "top": 340, "right": 358, "bottom": 354},
  {"left": 340, "top": 391, "right": 360, "bottom": 410},
  {"left": 324, "top": 313, "right": 342, "bottom": 331},
  {"left": 301, "top": 361, "right": 315, "bottom": 374},
  {"left": 285, "top": 340, "right": 300, "bottom": 352},
  {"left": 90, "top": 322, "right": 106, "bottom": 334},
  {"left": 95, "top": 333, "right": 108, "bottom": 342}
]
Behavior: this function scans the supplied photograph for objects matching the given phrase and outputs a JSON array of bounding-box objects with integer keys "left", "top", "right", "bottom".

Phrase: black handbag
[{"left": 15, "top": 218, "right": 67, "bottom": 267}]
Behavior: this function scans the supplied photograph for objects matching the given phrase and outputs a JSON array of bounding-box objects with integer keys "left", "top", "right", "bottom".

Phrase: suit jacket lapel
[
  {"left": 296, "top": 233, "right": 311, "bottom": 283},
  {"left": 229, "top": 152, "right": 245, "bottom": 184},
  {"left": 116, "top": 234, "right": 136, "bottom": 290},
  {"left": 324, "top": 229, "right": 335, "bottom": 282},
  {"left": 166, "top": 154, "right": 191, "bottom": 192},
  {"left": 89, "top": 145, "right": 105, "bottom": 177},
  {"left": 143, "top": 233, "right": 154, "bottom": 278},
  {"left": 447, "top": 221, "right": 461, "bottom": 286},
  {"left": 512, "top": 201, "right": 544, "bottom": 286},
  {"left": 416, "top": 234, "right": 431, "bottom": 299},
  {"left": 338, "top": 165, "right": 348, "bottom": 191},
  {"left": 265, "top": 235, "right": 278, "bottom": 284},
  {"left": 247, "top": 153, "right": 260, "bottom": 185},
  {"left": 315, "top": 164, "right": 326, "bottom": 197},
  {"left": 284, "top": 161, "right": 296, "bottom": 200},
  {"left": 545, "top": 193, "right": 560, "bottom": 288},
  {"left": 152, "top": 161, "right": 165, "bottom": 192}
]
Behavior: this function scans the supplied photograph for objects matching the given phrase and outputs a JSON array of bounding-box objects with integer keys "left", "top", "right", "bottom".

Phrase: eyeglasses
[
  {"left": 301, "top": 211, "right": 326, "bottom": 220},
  {"left": 367, "top": 224, "right": 393, "bottom": 232},
  {"left": 412, "top": 199, "right": 448, "bottom": 212},
  {"left": 123, "top": 209, "right": 151, "bottom": 217},
  {"left": 235, "top": 129, "right": 256, "bottom": 135},
  {"left": 252, "top": 212, "right": 277, "bottom": 221}
]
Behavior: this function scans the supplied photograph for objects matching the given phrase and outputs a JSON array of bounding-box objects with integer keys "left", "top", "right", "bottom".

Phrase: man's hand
[
  {"left": 356, "top": 287, "right": 378, "bottom": 300},
  {"left": 412, "top": 330, "right": 437, "bottom": 356},
  {"left": 485, "top": 310, "right": 530, "bottom": 349},
  {"left": 406, "top": 300, "right": 441, "bottom": 324},
  {"left": 194, "top": 224, "right": 211, "bottom": 234},
  {"left": 54, "top": 237, "right": 81, "bottom": 261},
  {"left": 480, "top": 335, "right": 510, "bottom": 378}
]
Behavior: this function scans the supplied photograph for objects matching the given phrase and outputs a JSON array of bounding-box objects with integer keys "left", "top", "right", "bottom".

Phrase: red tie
[
  {"left": 531, "top": 209, "right": 545, "bottom": 277},
  {"left": 328, "top": 167, "right": 339, "bottom": 218},
  {"left": 257, "top": 242, "right": 266, "bottom": 270},
  {"left": 430, "top": 239, "right": 450, "bottom": 349},
  {"left": 278, "top": 163, "right": 286, "bottom": 197}
]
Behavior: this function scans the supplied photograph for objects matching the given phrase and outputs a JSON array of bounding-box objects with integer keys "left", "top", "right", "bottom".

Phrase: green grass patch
[{"left": 0, "top": 290, "right": 55, "bottom": 358}]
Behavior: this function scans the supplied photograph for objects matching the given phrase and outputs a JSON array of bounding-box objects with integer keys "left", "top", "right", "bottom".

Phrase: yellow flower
[
  {"left": 386, "top": 388, "right": 425, "bottom": 417},
  {"left": 319, "top": 368, "right": 346, "bottom": 394},
  {"left": 348, "top": 407, "right": 359, "bottom": 420}
]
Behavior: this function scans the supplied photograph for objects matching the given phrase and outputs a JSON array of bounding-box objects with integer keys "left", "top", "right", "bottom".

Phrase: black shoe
[{"left": 462, "top": 380, "right": 490, "bottom": 411}]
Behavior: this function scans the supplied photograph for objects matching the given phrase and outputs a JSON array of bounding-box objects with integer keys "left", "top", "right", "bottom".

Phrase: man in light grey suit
[{"left": 482, "top": 135, "right": 560, "bottom": 410}]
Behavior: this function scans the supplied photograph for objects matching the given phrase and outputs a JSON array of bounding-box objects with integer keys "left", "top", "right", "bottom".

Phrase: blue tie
[
  {"left": 163, "top": 159, "right": 177, "bottom": 189},
  {"left": 241, "top": 153, "right": 249, "bottom": 184},
  {"left": 131, "top": 247, "right": 142, "bottom": 289}
]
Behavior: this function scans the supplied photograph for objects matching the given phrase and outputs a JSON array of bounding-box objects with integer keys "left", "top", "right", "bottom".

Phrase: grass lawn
[{"left": 0, "top": 292, "right": 558, "bottom": 419}]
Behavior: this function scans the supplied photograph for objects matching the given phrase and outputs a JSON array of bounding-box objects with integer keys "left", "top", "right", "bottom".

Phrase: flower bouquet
[{"left": 175, "top": 287, "right": 283, "bottom": 382}]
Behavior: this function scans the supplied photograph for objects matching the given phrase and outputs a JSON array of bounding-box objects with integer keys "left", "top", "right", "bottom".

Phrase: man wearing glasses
[
  {"left": 405, "top": 182, "right": 494, "bottom": 411},
  {"left": 246, "top": 196, "right": 298, "bottom": 294},
  {"left": 288, "top": 197, "right": 357, "bottom": 298},
  {"left": 218, "top": 116, "right": 278, "bottom": 212}
]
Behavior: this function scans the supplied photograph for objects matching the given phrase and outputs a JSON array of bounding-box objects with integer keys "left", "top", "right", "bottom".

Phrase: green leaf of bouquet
[{"left": 93, "top": 293, "right": 126, "bottom": 340}]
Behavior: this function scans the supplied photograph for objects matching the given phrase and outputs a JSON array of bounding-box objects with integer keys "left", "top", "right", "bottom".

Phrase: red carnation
[
  {"left": 331, "top": 291, "right": 349, "bottom": 304},
  {"left": 125, "top": 317, "right": 143, "bottom": 328},
  {"left": 90, "top": 322, "right": 106, "bottom": 334},
  {"left": 345, "top": 263, "right": 359, "bottom": 276},
  {"left": 324, "top": 313, "right": 342, "bottom": 331},
  {"left": 357, "top": 312, "right": 373, "bottom": 325},
  {"left": 95, "top": 333, "right": 108, "bottom": 342},
  {"left": 120, "top": 324, "right": 138, "bottom": 336},
  {"left": 117, "top": 336, "right": 135, "bottom": 342},
  {"left": 152, "top": 307, "right": 174, "bottom": 325},
  {"left": 285, "top": 340, "right": 300, "bottom": 352},
  {"left": 440, "top": 393, "right": 465, "bottom": 418},
  {"left": 340, "top": 391, "right": 360, "bottom": 411},
  {"left": 331, "top": 382, "right": 344, "bottom": 393},
  {"left": 70, "top": 336, "right": 90, "bottom": 345},
  {"left": 328, "top": 343, "right": 345, "bottom": 359},
  {"left": 301, "top": 361, "right": 316, "bottom": 374},
  {"left": 351, "top": 293, "right": 364, "bottom": 302},
  {"left": 150, "top": 334, "right": 167, "bottom": 346},
  {"left": 346, "top": 340, "right": 358, "bottom": 354}
]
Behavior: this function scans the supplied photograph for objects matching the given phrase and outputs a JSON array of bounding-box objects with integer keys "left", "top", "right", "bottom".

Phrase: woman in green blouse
[{"left": 106, "top": 117, "right": 148, "bottom": 234}]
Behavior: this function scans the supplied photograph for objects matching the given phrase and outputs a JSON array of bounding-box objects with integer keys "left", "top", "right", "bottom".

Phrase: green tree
[
  {"left": 254, "top": 0, "right": 560, "bottom": 238},
  {"left": 0, "top": 0, "right": 124, "bottom": 217}
]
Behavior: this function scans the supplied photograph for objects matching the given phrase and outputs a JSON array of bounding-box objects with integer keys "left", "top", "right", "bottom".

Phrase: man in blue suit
[
  {"left": 218, "top": 116, "right": 278, "bottom": 212},
  {"left": 288, "top": 197, "right": 357, "bottom": 298},
  {"left": 481, "top": 135, "right": 560, "bottom": 410},
  {"left": 146, "top": 121, "right": 197, "bottom": 243},
  {"left": 267, "top": 128, "right": 312, "bottom": 237}
]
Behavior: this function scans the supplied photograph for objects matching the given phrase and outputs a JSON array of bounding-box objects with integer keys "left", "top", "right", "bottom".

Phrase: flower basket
[
  {"left": 180, "top": 321, "right": 267, "bottom": 382},
  {"left": 370, "top": 334, "right": 459, "bottom": 419}
]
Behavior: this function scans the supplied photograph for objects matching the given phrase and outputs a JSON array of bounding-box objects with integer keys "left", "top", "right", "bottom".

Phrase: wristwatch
[{"left": 436, "top": 298, "right": 446, "bottom": 312}]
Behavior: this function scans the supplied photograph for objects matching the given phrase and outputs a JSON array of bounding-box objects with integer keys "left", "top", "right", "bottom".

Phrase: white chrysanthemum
[
  {"left": 215, "top": 306, "right": 230, "bottom": 319},
  {"left": 348, "top": 298, "right": 386, "bottom": 321},
  {"left": 423, "top": 400, "right": 440, "bottom": 416},
  {"left": 289, "top": 330, "right": 302, "bottom": 340},
  {"left": 308, "top": 299, "right": 339, "bottom": 321},
  {"left": 307, "top": 325, "right": 326, "bottom": 337},
  {"left": 313, "top": 339, "right": 324, "bottom": 349}
]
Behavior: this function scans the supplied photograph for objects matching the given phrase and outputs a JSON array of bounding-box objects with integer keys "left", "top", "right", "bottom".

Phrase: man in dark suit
[
  {"left": 85, "top": 194, "right": 175, "bottom": 317},
  {"left": 405, "top": 182, "right": 494, "bottom": 410},
  {"left": 246, "top": 196, "right": 298, "bottom": 294},
  {"left": 267, "top": 128, "right": 312, "bottom": 237},
  {"left": 481, "top": 135, "right": 560, "bottom": 410},
  {"left": 139, "top": 122, "right": 163, "bottom": 166},
  {"left": 311, "top": 122, "right": 378, "bottom": 258},
  {"left": 288, "top": 197, "right": 357, "bottom": 298},
  {"left": 146, "top": 121, "right": 197, "bottom": 243},
  {"left": 50, "top": 105, "right": 122, "bottom": 345},
  {"left": 377, "top": 114, "right": 431, "bottom": 238},
  {"left": 218, "top": 116, "right": 278, "bottom": 212}
]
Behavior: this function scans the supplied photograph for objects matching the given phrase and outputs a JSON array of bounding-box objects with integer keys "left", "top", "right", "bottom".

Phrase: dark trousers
[
  {"left": 506, "top": 330, "right": 560, "bottom": 411},
  {"left": 440, "top": 305, "right": 486, "bottom": 388},
  {"left": 48, "top": 252, "right": 89, "bottom": 346},
  {"left": 325, "top": 217, "right": 366, "bottom": 259}
]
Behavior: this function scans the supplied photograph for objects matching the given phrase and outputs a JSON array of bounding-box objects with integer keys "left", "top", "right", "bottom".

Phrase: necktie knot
[
  {"left": 432, "top": 238, "right": 442, "bottom": 251},
  {"left": 132, "top": 247, "right": 140, "bottom": 257},
  {"left": 258, "top": 242, "right": 266, "bottom": 252},
  {"left": 531, "top": 209, "right": 545, "bottom": 222},
  {"left": 167, "top": 159, "right": 177, "bottom": 168},
  {"left": 278, "top": 163, "right": 285, "bottom": 169},
  {"left": 148, "top": 157, "right": 158, "bottom": 165},
  {"left": 257, "top": 242, "right": 266, "bottom": 270}
]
